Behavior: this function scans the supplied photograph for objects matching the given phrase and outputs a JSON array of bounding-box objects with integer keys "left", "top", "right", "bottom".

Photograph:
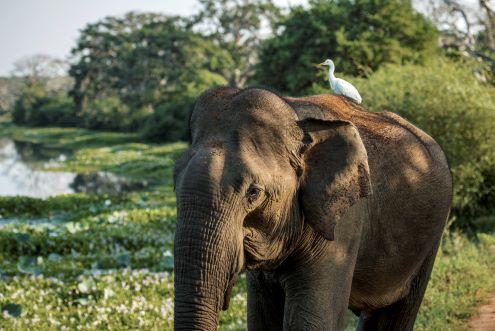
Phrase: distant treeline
[
  {"left": 3, "top": 0, "right": 495, "bottom": 229},
  {"left": 3, "top": 1, "right": 452, "bottom": 137}
]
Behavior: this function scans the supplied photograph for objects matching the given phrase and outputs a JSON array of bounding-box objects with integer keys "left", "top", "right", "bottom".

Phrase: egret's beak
[{"left": 317, "top": 62, "right": 326, "bottom": 67}]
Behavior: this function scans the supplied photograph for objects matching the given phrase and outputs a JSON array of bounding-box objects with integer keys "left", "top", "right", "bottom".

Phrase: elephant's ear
[{"left": 298, "top": 118, "right": 372, "bottom": 241}]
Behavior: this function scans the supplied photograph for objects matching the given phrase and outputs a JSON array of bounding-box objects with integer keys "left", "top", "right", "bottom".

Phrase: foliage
[
  {"left": 0, "top": 124, "right": 494, "bottom": 329},
  {"left": 141, "top": 98, "right": 193, "bottom": 142},
  {"left": 422, "top": 0, "right": 495, "bottom": 84},
  {"left": 69, "top": 12, "right": 229, "bottom": 135},
  {"left": 192, "top": 0, "right": 280, "bottom": 87},
  {"left": 11, "top": 84, "right": 77, "bottom": 127},
  {"left": 0, "top": 195, "right": 128, "bottom": 219},
  {"left": 254, "top": 0, "right": 438, "bottom": 95},
  {"left": 11, "top": 54, "right": 68, "bottom": 87},
  {"left": 415, "top": 232, "right": 495, "bottom": 330},
  {"left": 325, "top": 59, "right": 495, "bottom": 227},
  {"left": 0, "top": 77, "right": 23, "bottom": 112},
  {"left": 79, "top": 96, "right": 151, "bottom": 131}
]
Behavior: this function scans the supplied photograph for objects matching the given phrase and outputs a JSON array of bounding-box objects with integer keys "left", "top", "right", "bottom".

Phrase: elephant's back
[
  {"left": 287, "top": 94, "right": 447, "bottom": 165},
  {"left": 287, "top": 94, "right": 450, "bottom": 183},
  {"left": 288, "top": 94, "right": 452, "bottom": 310}
]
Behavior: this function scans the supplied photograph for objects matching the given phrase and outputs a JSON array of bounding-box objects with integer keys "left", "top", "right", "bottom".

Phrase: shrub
[
  {"left": 255, "top": 0, "right": 438, "bottom": 94},
  {"left": 81, "top": 97, "right": 151, "bottom": 131},
  {"left": 140, "top": 99, "right": 193, "bottom": 142},
  {"left": 317, "top": 59, "right": 495, "bottom": 227},
  {"left": 12, "top": 85, "right": 77, "bottom": 127},
  {"left": 37, "top": 92, "right": 78, "bottom": 126}
]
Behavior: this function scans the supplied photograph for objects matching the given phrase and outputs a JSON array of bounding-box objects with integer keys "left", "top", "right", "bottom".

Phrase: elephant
[{"left": 173, "top": 87, "right": 452, "bottom": 330}]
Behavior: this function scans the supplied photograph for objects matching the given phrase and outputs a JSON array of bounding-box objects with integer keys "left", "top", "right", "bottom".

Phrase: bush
[
  {"left": 140, "top": 99, "right": 193, "bottom": 142},
  {"left": 255, "top": 0, "right": 438, "bottom": 94},
  {"left": 12, "top": 85, "right": 77, "bottom": 127},
  {"left": 313, "top": 59, "right": 495, "bottom": 227},
  {"left": 81, "top": 97, "right": 151, "bottom": 131},
  {"left": 140, "top": 69, "right": 227, "bottom": 142},
  {"left": 37, "top": 92, "right": 78, "bottom": 126}
]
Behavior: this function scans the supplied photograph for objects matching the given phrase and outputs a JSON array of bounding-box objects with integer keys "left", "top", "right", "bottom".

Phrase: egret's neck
[{"left": 328, "top": 65, "right": 336, "bottom": 89}]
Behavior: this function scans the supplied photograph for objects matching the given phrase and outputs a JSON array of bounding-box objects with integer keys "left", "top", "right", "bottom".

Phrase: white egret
[{"left": 319, "top": 59, "right": 362, "bottom": 104}]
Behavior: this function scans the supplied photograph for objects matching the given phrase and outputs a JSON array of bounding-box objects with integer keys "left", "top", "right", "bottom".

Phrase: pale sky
[{"left": 0, "top": 0, "right": 305, "bottom": 75}]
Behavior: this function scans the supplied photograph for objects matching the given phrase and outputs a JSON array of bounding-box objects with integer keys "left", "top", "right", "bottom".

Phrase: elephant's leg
[
  {"left": 281, "top": 260, "right": 356, "bottom": 330},
  {"left": 356, "top": 242, "right": 440, "bottom": 331},
  {"left": 247, "top": 270, "right": 285, "bottom": 331}
]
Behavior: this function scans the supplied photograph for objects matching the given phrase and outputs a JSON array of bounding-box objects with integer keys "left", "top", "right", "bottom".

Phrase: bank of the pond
[{"left": 0, "top": 123, "right": 494, "bottom": 330}]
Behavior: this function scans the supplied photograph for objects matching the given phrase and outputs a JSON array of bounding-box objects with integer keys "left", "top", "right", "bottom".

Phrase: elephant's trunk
[{"left": 174, "top": 197, "right": 243, "bottom": 330}]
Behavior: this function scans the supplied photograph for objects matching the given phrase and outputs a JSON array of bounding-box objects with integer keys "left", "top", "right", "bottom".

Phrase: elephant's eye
[{"left": 246, "top": 185, "right": 263, "bottom": 204}]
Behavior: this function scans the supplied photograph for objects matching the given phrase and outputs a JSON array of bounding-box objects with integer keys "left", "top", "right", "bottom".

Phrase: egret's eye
[{"left": 246, "top": 185, "right": 263, "bottom": 204}]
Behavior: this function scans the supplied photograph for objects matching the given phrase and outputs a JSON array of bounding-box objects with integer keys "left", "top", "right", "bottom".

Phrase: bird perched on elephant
[
  {"left": 173, "top": 87, "right": 452, "bottom": 330},
  {"left": 319, "top": 59, "right": 362, "bottom": 104}
]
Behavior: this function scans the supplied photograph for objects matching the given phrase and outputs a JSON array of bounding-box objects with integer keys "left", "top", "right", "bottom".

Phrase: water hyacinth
[{"left": 1, "top": 124, "right": 494, "bottom": 330}]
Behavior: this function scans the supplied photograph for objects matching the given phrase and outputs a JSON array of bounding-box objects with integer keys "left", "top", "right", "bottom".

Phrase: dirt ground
[{"left": 469, "top": 293, "right": 495, "bottom": 331}]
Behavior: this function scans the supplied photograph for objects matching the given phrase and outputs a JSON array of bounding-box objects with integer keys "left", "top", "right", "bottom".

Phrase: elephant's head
[{"left": 173, "top": 88, "right": 371, "bottom": 330}]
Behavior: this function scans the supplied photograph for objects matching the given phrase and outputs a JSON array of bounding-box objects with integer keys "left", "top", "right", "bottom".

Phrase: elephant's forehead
[
  {"left": 192, "top": 88, "right": 302, "bottom": 149},
  {"left": 231, "top": 88, "right": 298, "bottom": 121}
]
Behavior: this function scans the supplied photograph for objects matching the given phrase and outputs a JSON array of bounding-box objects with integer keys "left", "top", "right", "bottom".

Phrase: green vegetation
[
  {"left": 9, "top": 1, "right": 279, "bottom": 141},
  {"left": 254, "top": 0, "right": 438, "bottom": 94},
  {"left": 69, "top": 12, "right": 230, "bottom": 134},
  {"left": 5, "top": 0, "right": 453, "bottom": 141},
  {"left": 1, "top": 0, "right": 494, "bottom": 329},
  {"left": 340, "top": 59, "right": 495, "bottom": 229},
  {"left": 12, "top": 84, "right": 77, "bottom": 127},
  {"left": 0, "top": 124, "right": 494, "bottom": 330},
  {"left": 416, "top": 233, "right": 495, "bottom": 330}
]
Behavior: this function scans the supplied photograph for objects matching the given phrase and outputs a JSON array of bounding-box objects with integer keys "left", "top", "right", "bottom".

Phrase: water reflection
[
  {"left": 0, "top": 139, "right": 76, "bottom": 198},
  {"left": 72, "top": 172, "right": 147, "bottom": 195},
  {"left": 0, "top": 139, "right": 146, "bottom": 198}
]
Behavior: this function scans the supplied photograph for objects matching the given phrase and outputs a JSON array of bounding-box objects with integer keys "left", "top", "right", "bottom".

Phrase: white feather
[
  {"left": 320, "top": 59, "right": 362, "bottom": 104},
  {"left": 333, "top": 78, "right": 362, "bottom": 104}
]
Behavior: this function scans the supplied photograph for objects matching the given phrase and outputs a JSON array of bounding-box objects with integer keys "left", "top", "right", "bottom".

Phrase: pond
[{"left": 0, "top": 138, "right": 146, "bottom": 198}]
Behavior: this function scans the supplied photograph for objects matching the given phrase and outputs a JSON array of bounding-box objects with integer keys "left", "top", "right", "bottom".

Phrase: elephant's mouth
[
  {"left": 243, "top": 229, "right": 265, "bottom": 269},
  {"left": 243, "top": 228, "right": 285, "bottom": 270}
]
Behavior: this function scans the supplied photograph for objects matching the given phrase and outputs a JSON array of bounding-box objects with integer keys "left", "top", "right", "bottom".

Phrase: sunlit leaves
[{"left": 255, "top": 0, "right": 438, "bottom": 94}]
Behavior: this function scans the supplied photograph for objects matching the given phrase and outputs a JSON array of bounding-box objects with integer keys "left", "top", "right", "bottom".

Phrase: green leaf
[
  {"left": 48, "top": 253, "right": 63, "bottom": 262},
  {"left": 17, "top": 256, "right": 42, "bottom": 275},
  {"left": 15, "top": 232, "right": 31, "bottom": 243},
  {"left": 162, "top": 250, "right": 174, "bottom": 271},
  {"left": 116, "top": 252, "right": 131, "bottom": 267},
  {"left": 1, "top": 303, "right": 22, "bottom": 318},
  {"left": 74, "top": 297, "right": 91, "bottom": 306},
  {"left": 77, "top": 278, "right": 95, "bottom": 294}
]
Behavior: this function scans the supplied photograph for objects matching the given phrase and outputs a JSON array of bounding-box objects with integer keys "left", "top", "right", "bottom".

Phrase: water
[{"left": 0, "top": 138, "right": 146, "bottom": 198}]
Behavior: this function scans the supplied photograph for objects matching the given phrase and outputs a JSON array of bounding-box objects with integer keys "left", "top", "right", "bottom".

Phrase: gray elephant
[{"left": 173, "top": 87, "right": 452, "bottom": 330}]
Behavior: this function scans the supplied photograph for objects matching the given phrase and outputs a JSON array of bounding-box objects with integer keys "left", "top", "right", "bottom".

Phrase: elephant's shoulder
[{"left": 285, "top": 99, "right": 327, "bottom": 120}]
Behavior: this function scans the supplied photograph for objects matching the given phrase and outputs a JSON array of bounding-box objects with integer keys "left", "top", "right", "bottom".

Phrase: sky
[
  {"left": 0, "top": 0, "right": 480, "bottom": 76},
  {"left": 0, "top": 0, "right": 306, "bottom": 75}
]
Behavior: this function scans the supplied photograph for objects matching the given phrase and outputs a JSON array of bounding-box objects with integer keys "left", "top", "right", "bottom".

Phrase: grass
[
  {"left": 416, "top": 233, "right": 495, "bottom": 330},
  {"left": 0, "top": 122, "right": 494, "bottom": 330}
]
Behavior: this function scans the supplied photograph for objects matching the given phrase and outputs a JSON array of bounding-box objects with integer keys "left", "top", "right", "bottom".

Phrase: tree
[
  {"left": 11, "top": 54, "right": 68, "bottom": 87},
  {"left": 254, "top": 0, "right": 438, "bottom": 94},
  {"left": 422, "top": 0, "right": 495, "bottom": 80},
  {"left": 0, "top": 77, "right": 23, "bottom": 112},
  {"left": 192, "top": 0, "right": 280, "bottom": 87},
  {"left": 8, "top": 54, "right": 73, "bottom": 122},
  {"left": 69, "top": 12, "right": 231, "bottom": 115}
]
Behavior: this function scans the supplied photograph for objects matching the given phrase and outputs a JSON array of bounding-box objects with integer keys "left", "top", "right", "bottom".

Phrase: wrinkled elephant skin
[{"left": 173, "top": 87, "right": 452, "bottom": 331}]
